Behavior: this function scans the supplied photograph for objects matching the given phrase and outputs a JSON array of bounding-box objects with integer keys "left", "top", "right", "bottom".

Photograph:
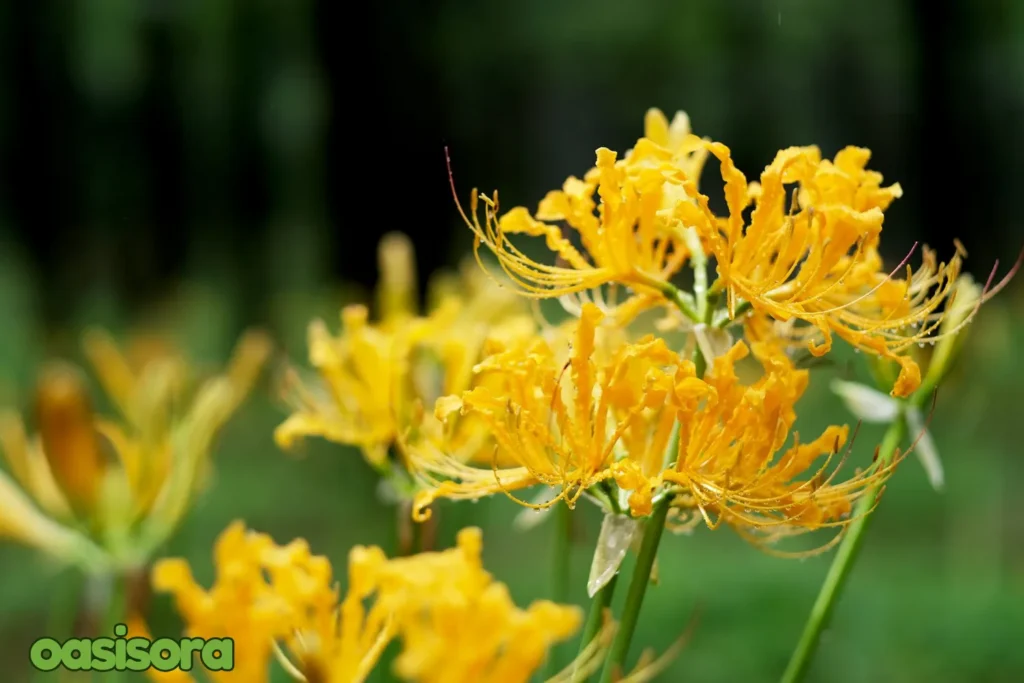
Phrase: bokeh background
[{"left": 1, "top": 1, "right": 1023, "bottom": 681}]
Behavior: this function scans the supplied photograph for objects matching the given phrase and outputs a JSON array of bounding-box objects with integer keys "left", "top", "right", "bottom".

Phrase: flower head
[
  {"left": 149, "top": 523, "right": 595, "bottom": 683},
  {"left": 372, "top": 528, "right": 583, "bottom": 683},
  {"left": 452, "top": 110, "right": 709, "bottom": 310},
  {"left": 641, "top": 108, "right": 709, "bottom": 181},
  {"left": 410, "top": 303, "right": 893, "bottom": 554},
  {"left": 455, "top": 109, "right": 1018, "bottom": 399},
  {"left": 0, "top": 328, "right": 270, "bottom": 572},
  {"left": 408, "top": 303, "right": 679, "bottom": 518},
  {"left": 145, "top": 520, "right": 391, "bottom": 683},
  {"left": 686, "top": 142, "right": 1018, "bottom": 397},
  {"left": 276, "top": 232, "right": 536, "bottom": 472},
  {"left": 654, "top": 341, "right": 895, "bottom": 554}
]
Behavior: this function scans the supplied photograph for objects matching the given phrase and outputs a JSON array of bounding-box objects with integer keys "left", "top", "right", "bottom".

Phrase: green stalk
[
  {"left": 693, "top": 350, "right": 708, "bottom": 380},
  {"left": 572, "top": 574, "right": 618, "bottom": 683},
  {"left": 378, "top": 503, "right": 412, "bottom": 683},
  {"left": 681, "top": 227, "right": 708, "bottom": 322},
  {"left": 379, "top": 446, "right": 416, "bottom": 682},
  {"left": 638, "top": 275, "right": 699, "bottom": 323},
  {"left": 102, "top": 573, "right": 127, "bottom": 635},
  {"left": 544, "top": 503, "right": 574, "bottom": 679},
  {"left": 554, "top": 503, "right": 573, "bottom": 602},
  {"left": 597, "top": 497, "right": 671, "bottom": 683},
  {"left": 100, "top": 573, "right": 129, "bottom": 682},
  {"left": 780, "top": 416, "right": 907, "bottom": 683}
]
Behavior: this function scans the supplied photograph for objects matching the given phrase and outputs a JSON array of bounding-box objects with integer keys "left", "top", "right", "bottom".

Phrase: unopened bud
[
  {"left": 922, "top": 274, "right": 983, "bottom": 392},
  {"left": 377, "top": 232, "right": 418, "bottom": 323}
]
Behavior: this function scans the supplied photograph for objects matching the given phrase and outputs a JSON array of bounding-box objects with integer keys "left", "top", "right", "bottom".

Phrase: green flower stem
[
  {"left": 598, "top": 496, "right": 671, "bottom": 683},
  {"left": 639, "top": 275, "right": 699, "bottom": 323},
  {"left": 780, "top": 415, "right": 907, "bottom": 683},
  {"left": 545, "top": 503, "right": 574, "bottom": 678},
  {"left": 573, "top": 574, "right": 618, "bottom": 683},
  {"left": 694, "top": 347, "right": 708, "bottom": 379},
  {"left": 102, "top": 573, "right": 127, "bottom": 635},
  {"left": 553, "top": 504, "right": 573, "bottom": 604},
  {"left": 680, "top": 227, "right": 708, "bottom": 321},
  {"left": 100, "top": 573, "right": 129, "bottom": 682},
  {"left": 379, "top": 499, "right": 415, "bottom": 683}
]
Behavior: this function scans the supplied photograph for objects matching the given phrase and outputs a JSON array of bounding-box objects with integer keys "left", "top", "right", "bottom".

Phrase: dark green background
[{"left": 0, "top": 1, "right": 1021, "bottom": 681}]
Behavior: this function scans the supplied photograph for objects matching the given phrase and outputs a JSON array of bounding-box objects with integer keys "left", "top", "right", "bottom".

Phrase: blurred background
[{"left": 1, "top": 0, "right": 1023, "bottom": 681}]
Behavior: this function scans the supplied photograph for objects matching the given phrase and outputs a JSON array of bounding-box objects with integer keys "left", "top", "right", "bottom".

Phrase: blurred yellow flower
[
  {"left": 148, "top": 523, "right": 612, "bottom": 683},
  {"left": 0, "top": 328, "right": 270, "bottom": 572},
  {"left": 371, "top": 528, "right": 582, "bottom": 683},
  {"left": 641, "top": 108, "right": 709, "bottom": 181},
  {"left": 275, "top": 232, "right": 536, "bottom": 472},
  {"left": 140, "top": 519, "right": 381, "bottom": 683}
]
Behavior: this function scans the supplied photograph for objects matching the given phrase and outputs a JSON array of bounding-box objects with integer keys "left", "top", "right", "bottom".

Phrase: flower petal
[{"left": 830, "top": 379, "right": 900, "bottom": 423}]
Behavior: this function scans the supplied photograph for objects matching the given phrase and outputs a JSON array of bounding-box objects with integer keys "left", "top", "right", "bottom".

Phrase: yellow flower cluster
[
  {"left": 0, "top": 329, "right": 270, "bottom": 571},
  {"left": 408, "top": 301, "right": 892, "bottom": 554},
  {"left": 381, "top": 106, "right": 1015, "bottom": 557},
  {"left": 141, "top": 523, "right": 620, "bottom": 683},
  {"left": 461, "top": 108, "right": 1008, "bottom": 399},
  {"left": 458, "top": 111, "right": 707, "bottom": 302},
  {"left": 275, "top": 232, "right": 535, "bottom": 473},
  {"left": 7, "top": 105, "right": 1011, "bottom": 682},
  {"left": 262, "top": 106, "right": 1013, "bottom": 560}
]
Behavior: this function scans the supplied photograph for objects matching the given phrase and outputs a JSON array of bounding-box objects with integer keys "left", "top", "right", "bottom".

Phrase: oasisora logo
[{"left": 29, "top": 624, "right": 234, "bottom": 673}]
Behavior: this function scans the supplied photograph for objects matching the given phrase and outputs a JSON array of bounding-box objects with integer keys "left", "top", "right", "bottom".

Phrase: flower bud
[
  {"left": 920, "top": 274, "right": 983, "bottom": 394},
  {"left": 377, "top": 232, "right": 418, "bottom": 323}
]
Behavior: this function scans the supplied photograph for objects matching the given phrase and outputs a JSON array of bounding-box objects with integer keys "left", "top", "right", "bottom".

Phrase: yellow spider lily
[
  {"left": 451, "top": 109, "right": 708, "bottom": 311},
  {"left": 452, "top": 107, "right": 1018, "bottom": 398},
  {"left": 0, "top": 328, "right": 270, "bottom": 572},
  {"left": 407, "top": 303, "right": 670, "bottom": 518},
  {"left": 622, "top": 340, "right": 898, "bottom": 556},
  {"left": 275, "top": 232, "right": 536, "bottom": 472},
  {"left": 685, "top": 141, "right": 1017, "bottom": 397},
  {"left": 410, "top": 303, "right": 895, "bottom": 555}
]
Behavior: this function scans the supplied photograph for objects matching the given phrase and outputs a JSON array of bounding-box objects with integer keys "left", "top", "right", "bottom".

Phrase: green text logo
[{"left": 30, "top": 624, "right": 234, "bottom": 673}]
